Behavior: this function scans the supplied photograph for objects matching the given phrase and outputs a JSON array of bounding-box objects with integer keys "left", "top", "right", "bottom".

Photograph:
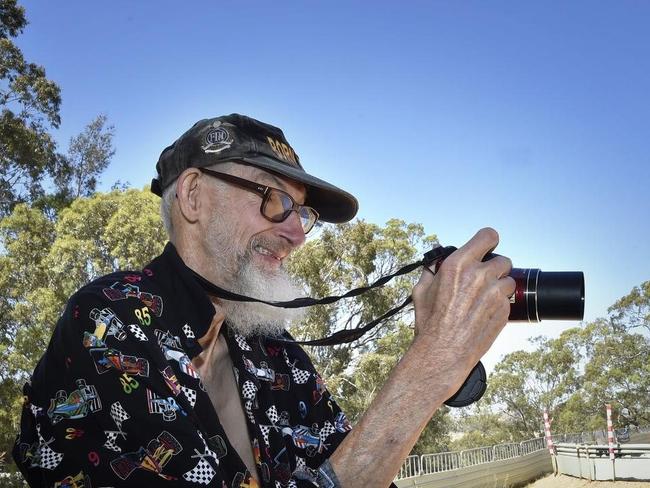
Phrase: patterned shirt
[{"left": 13, "top": 243, "right": 352, "bottom": 487}]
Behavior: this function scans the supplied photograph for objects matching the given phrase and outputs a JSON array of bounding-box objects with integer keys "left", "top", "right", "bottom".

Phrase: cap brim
[{"left": 235, "top": 156, "right": 358, "bottom": 224}]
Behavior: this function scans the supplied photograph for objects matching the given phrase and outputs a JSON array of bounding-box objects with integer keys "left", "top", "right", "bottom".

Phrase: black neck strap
[
  {"left": 192, "top": 244, "right": 486, "bottom": 408},
  {"left": 190, "top": 246, "right": 457, "bottom": 346}
]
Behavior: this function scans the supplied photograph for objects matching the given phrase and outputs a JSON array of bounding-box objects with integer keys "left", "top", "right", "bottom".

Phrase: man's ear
[{"left": 175, "top": 168, "right": 203, "bottom": 224}]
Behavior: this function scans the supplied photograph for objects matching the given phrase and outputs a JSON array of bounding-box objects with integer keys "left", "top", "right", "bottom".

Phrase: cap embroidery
[
  {"left": 202, "top": 121, "right": 233, "bottom": 154},
  {"left": 266, "top": 136, "right": 299, "bottom": 166}
]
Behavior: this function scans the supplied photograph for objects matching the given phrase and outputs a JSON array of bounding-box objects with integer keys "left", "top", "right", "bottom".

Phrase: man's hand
[
  {"left": 411, "top": 227, "right": 515, "bottom": 400},
  {"left": 330, "top": 228, "right": 515, "bottom": 487}
]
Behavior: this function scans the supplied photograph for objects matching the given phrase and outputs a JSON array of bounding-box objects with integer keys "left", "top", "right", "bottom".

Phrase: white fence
[
  {"left": 393, "top": 426, "right": 650, "bottom": 486},
  {"left": 395, "top": 449, "right": 552, "bottom": 488},
  {"left": 396, "top": 437, "right": 547, "bottom": 480},
  {"left": 552, "top": 426, "right": 650, "bottom": 481},
  {"left": 555, "top": 443, "right": 650, "bottom": 481}
]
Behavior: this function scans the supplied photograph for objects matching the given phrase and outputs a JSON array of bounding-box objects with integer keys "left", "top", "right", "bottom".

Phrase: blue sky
[{"left": 18, "top": 0, "right": 650, "bottom": 370}]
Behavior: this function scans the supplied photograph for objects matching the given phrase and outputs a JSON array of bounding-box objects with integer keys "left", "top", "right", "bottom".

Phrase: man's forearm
[
  {"left": 329, "top": 228, "right": 514, "bottom": 487},
  {"left": 329, "top": 338, "right": 459, "bottom": 487}
]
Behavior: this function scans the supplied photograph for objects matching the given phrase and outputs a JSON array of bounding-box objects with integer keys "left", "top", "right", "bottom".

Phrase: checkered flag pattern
[
  {"left": 266, "top": 405, "right": 279, "bottom": 424},
  {"left": 284, "top": 349, "right": 311, "bottom": 384},
  {"left": 291, "top": 364, "right": 311, "bottom": 385},
  {"left": 245, "top": 401, "right": 256, "bottom": 424},
  {"left": 293, "top": 456, "right": 318, "bottom": 484},
  {"left": 110, "top": 402, "right": 130, "bottom": 431},
  {"left": 234, "top": 333, "right": 252, "bottom": 351},
  {"left": 242, "top": 380, "right": 258, "bottom": 424},
  {"left": 183, "top": 458, "right": 215, "bottom": 485},
  {"left": 182, "top": 386, "right": 197, "bottom": 408},
  {"left": 127, "top": 323, "right": 148, "bottom": 341},
  {"left": 319, "top": 421, "right": 336, "bottom": 442},
  {"left": 197, "top": 431, "right": 218, "bottom": 461},
  {"left": 37, "top": 439, "right": 64, "bottom": 470},
  {"left": 104, "top": 431, "right": 122, "bottom": 452},
  {"left": 259, "top": 425, "right": 272, "bottom": 446},
  {"left": 242, "top": 380, "right": 257, "bottom": 401},
  {"left": 29, "top": 403, "right": 42, "bottom": 418},
  {"left": 296, "top": 455, "right": 307, "bottom": 472},
  {"left": 35, "top": 426, "right": 63, "bottom": 470},
  {"left": 182, "top": 323, "right": 195, "bottom": 339}
]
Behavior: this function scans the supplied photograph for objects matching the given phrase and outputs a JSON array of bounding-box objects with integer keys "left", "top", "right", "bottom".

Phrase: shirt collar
[{"left": 146, "top": 242, "right": 216, "bottom": 357}]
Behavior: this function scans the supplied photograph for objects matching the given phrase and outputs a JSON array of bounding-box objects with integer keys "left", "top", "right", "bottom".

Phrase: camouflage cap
[{"left": 151, "top": 114, "right": 358, "bottom": 223}]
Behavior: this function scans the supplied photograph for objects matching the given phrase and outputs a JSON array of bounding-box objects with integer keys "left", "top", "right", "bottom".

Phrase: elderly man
[{"left": 13, "top": 114, "right": 514, "bottom": 487}]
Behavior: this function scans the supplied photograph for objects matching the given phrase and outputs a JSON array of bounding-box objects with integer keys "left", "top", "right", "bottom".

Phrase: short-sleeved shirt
[{"left": 13, "top": 242, "right": 352, "bottom": 487}]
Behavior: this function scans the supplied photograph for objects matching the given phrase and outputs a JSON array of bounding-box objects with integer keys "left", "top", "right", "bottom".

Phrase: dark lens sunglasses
[{"left": 198, "top": 167, "right": 320, "bottom": 234}]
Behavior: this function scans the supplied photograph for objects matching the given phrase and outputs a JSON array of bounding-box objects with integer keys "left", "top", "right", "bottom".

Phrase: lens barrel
[{"left": 508, "top": 268, "right": 585, "bottom": 322}]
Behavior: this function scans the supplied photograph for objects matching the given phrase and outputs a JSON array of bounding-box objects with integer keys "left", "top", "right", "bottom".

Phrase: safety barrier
[
  {"left": 555, "top": 442, "right": 650, "bottom": 481},
  {"left": 395, "top": 437, "right": 546, "bottom": 480},
  {"left": 552, "top": 425, "right": 650, "bottom": 446},
  {"left": 420, "top": 451, "right": 460, "bottom": 474},
  {"left": 395, "top": 448, "right": 551, "bottom": 487},
  {"left": 398, "top": 455, "right": 422, "bottom": 480}
]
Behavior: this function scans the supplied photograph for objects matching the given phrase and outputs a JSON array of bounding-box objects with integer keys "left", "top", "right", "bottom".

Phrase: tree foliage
[
  {"left": 579, "top": 319, "right": 650, "bottom": 427},
  {"left": 0, "top": 0, "right": 61, "bottom": 216},
  {"left": 608, "top": 280, "right": 650, "bottom": 333},
  {"left": 0, "top": 189, "right": 166, "bottom": 458},
  {"left": 286, "top": 218, "right": 437, "bottom": 375},
  {"left": 472, "top": 284, "right": 650, "bottom": 445},
  {"left": 450, "top": 407, "right": 515, "bottom": 451},
  {"left": 286, "top": 219, "right": 450, "bottom": 453},
  {"left": 486, "top": 330, "right": 583, "bottom": 439},
  {"left": 55, "top": 114, "right": 115, "bottom": 200}
]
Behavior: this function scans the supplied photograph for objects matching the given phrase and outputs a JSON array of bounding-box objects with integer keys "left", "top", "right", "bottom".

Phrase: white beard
[
  {"left": 219, "top": 256, "right": 306, "bottom": 338},
  {"left": 203, "top": 188, "right": 306, "bottom": 338}
]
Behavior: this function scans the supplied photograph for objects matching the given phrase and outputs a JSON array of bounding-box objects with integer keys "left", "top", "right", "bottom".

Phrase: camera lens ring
[{"left": 524, "top": 269, "right": 541, "bottom": 322}]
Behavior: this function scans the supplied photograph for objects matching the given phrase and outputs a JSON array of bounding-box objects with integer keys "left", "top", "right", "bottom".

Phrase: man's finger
[
  {"left": 455, "top": 228, "right": 500, "bottom": 262},
  {"left": 484, "top": 255, "right": 513, "bottom": 279},
  {"left": 498, "top": 275, "right": 516, "bottom": 297}
]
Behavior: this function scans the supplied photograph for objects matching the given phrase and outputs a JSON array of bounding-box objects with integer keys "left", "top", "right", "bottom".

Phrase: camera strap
[
  {"left": 192, "top": 244, "right": 487, "bottom": 407},
  {"left": 191, "top": 245, "right": 457, "bottom": 346}
]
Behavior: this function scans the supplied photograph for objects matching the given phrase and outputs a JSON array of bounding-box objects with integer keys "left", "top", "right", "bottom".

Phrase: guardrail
[
  {"left": 555, "top": 442, "right": 650, "bottom": 481},
  {"left": 396, "top": 437, "right": 546, "bottom": 480},
  {"left": 552, "top": 425, "right": 650, "bottom": 445},
  {"left": 395, "top": 426, "right": 650, "bottom": 485},
  {"left": 398, "top": 455, "right": 422, "bottom": 479}
]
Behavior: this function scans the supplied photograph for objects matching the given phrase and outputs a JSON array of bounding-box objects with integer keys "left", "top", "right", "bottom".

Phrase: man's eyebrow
[
  {"left": 254, "top": 170, "right": 307, "bottom": 204},
  {"left": 256, "top": 171, "right": 286, "bottom": 190}
]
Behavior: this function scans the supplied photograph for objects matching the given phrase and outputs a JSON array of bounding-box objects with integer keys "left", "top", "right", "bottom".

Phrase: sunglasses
[{"left": 198, "top": 167, "right": 320, "bottom": 234}]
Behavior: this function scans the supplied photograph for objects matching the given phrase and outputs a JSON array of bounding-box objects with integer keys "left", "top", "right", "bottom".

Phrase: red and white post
[
  {"left": 606, "top": 403, "right": 616, "bottom": 480},
  {"left": 543, "top": 409, "right": 554, "bottom": 455},
  {"left": 543, "top": 409, "right": 557, "bottom": 475},
  {"left": 606, "top": 403, "right": 615, "bottom": 459}
]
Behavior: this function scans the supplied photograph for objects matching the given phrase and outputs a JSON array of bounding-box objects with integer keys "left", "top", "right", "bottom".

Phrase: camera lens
[{"left": 508, "top": 268, "right": 585, "bottom": 322}]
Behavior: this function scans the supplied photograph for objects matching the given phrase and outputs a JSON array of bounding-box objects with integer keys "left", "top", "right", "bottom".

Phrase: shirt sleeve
[{"left": 13, "top": 289, "right": 222, "bottom": 487}]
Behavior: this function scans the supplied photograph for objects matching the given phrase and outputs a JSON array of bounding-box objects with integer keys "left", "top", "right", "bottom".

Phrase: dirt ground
[{"left": 526, "top": 474, "right": 650, "bottom": 487}]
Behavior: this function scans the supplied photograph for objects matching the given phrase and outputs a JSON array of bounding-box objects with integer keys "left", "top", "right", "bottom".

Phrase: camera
[
  {"left": 508, "top": 267, "right": 584, "bottom": 322},
  {"left": 428, "top": 246, "right": 586, "bottom": 407},
  {"left": 425, "top": 246, "right": 585, "bottom": 323}
]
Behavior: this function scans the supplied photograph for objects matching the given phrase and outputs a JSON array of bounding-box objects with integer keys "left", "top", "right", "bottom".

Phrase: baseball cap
[{"left": 151, "top": 114, "right": 358, "bottom": 224}]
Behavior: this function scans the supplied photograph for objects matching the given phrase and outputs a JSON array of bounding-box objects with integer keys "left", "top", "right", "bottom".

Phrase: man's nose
[{"left": 278, "top": 211, "right": 306, "bottom": 247}]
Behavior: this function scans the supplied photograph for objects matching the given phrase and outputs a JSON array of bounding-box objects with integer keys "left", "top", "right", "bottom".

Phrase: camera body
[{"left": 424, "top": 246, "right": 585, "bottom": 323}]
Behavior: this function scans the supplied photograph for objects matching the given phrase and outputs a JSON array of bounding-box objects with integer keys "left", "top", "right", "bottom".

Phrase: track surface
[{"left": 527, "top": 474, "right": 650, "bottom": 487}]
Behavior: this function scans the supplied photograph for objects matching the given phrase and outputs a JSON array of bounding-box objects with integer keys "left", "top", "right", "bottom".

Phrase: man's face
[{"left": 200, "top": 163, "right": 308, "bottom": 336}]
